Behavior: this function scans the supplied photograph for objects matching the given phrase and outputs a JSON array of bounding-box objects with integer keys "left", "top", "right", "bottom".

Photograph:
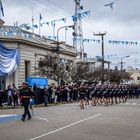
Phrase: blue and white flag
[
  {"left": 0, "top": 43, "right": 19, "bottom": 76},
  {"left": 19, "top": 23, "right": 31, "bottom": 30}
]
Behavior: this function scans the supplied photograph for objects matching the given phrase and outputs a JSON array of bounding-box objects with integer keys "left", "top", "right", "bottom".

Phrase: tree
[
  {"left": 37, "top": 55, "right": 58, "bottom": 80},
  {"left": 37, "top": 56, "right": 132, "bottom": 85}
]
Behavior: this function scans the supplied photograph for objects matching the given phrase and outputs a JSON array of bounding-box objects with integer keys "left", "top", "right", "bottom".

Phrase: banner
[
  {"left": 27, "top": 77, "right": 48, "bottom": 87},
  {"left": 0, "top": 43, "right": 19, "bottom": 76}
]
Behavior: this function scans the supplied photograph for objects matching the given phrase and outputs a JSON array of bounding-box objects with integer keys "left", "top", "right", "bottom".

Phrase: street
[{"left": 0, "top": 99, "right": 140, "bottom": 140}]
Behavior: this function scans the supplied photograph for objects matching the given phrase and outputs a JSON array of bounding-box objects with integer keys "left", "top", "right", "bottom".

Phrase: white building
[
  {"left": 127, "top": 68, "right": 140, "bottom": 84},
  {"left": 0, "top": 25, "right": 77, "bottom": 89}
]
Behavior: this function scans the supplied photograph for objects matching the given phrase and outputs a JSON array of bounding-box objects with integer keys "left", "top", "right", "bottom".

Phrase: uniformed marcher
[{"left": 20, "top": 82, "right": 32, "bottom": 121}]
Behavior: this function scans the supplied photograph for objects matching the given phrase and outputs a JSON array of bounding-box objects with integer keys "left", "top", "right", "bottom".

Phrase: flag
[
  {"left": 33, "top": 24, "right": 38, "bottom": 28},
  {"left": 39, "top": 13, "right": 42, "bottom": 20},
  {"left": 0, "top": 0, "right": 4, "bottom": 17},
  {"left": 0, "top": 43, "right": 19, "bottom": 76}
]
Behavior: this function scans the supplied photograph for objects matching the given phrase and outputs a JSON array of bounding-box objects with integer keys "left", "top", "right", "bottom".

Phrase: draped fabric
[{"left": 0, "top": 43, "right": 19, "bottom": 76}]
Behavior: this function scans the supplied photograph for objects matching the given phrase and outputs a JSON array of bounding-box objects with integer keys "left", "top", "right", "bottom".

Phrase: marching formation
[
  {"left": 1, "top": 82, "right": 140, "bottom": 121},
  {"left": 78, "top": 83, "right": 140, "bottom": 109}
]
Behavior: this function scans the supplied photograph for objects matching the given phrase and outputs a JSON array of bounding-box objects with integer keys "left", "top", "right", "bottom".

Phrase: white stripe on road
[
  {"left": 30, "top": 113, "right": 102, "bottom": 140},
  {"left": 124, "top": 103, "right": 130, "bottom": 105},
  {"left": 34, "top": 116, "right": 48, "bottom": 122},
  {"left": 0, "top": 114, "right": 18, "bottom": 118},
  {"left": 132, "top": 103, "right": 137, "bottom": 105}
]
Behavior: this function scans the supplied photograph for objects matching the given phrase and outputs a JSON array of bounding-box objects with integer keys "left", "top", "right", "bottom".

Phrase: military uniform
[{"left": 20, "top": 82, "right": 32, "bottom": 121}]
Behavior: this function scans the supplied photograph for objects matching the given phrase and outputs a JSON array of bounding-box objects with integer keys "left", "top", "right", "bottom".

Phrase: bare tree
[{"left": 37, "top": 56, "right": 132, "bottom": 85}]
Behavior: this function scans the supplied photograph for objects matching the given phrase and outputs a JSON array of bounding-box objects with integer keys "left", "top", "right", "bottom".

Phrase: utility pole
[
  {"left": 120, "top": 58, "right": 124, "bottom": 72},
  {"left": 51, "top": 25, "right": 74, "bottom": 86},
  {"left": 94, "top": 32, "right": 106, "bottom": 84},
  {"left": 73, "top": 0, "right": 84, "bottom": 59},
  {"left": 120, "top": 55, "right": 130, "bottom": 83},
  {"left": 51, "top": 41, "right": 64, "bottom": 86}
]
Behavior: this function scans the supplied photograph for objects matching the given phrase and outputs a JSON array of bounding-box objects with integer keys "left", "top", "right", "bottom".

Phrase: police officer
[{"left": 20, "top": 82, "right": 32, "bottom": 121}]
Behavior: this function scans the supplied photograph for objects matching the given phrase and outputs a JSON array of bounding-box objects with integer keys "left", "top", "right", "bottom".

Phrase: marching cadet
[
  {"left": 91, "top": 85, "right": 97, "bottom": 106},
  {"left": 79, "top": 84, "right": 86, "bottom": 109},
  {"left": 85, "top": 84, "right": 90, "bottom": 106},
  {"left": 19, "top": 82, "right": 33, "bottom": 121}
]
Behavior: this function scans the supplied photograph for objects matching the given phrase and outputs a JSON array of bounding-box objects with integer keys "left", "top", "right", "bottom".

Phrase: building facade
[{"left": 0, "top": 25, "right": 77, "bottom": 89}]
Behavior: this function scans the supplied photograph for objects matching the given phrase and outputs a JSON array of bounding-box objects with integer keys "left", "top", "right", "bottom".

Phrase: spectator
[
  {"left": 48, "top": 85, "right": 52, "bottom": 103},
  {"left": 0, "top": 90, "right": 3, "bottom": 107},
  {"left": 33, "top": 83, "right": 37, "bottom": 104},
  {"left": 51, "top": 86, "right": 56, "bottom": 103},
  {"left": 12, "top": 83, "right": 18, "bottom": 107},
  {"left": 7, "top": 85, "right": 13, "bottom": 107},
  {"left": 43, "top": 85, "right": 49, "bottom": 106}
]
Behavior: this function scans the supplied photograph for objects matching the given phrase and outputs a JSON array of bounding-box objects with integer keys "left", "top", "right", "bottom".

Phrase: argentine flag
[{"left": 0, "top": 43, "right": 19, "bottom": 76}]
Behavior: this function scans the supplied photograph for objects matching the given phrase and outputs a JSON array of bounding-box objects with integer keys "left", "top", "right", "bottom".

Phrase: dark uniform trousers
[{"left": 22, "top": 99, "right": 31, "bottom": 119}]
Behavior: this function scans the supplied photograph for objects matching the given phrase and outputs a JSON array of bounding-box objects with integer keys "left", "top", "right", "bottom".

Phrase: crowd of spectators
[{"left": 0, "top": 82, "right": 140, "bottom": 108}]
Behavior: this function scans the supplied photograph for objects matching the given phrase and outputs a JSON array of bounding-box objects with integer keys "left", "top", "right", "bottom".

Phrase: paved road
[{"left": 0, "top": 99, "right": 140, "bottom": 140}]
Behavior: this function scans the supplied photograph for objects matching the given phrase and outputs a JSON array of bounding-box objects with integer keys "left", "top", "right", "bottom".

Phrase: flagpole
[
  {"left": 39, "top": 13, "right": 42, "bottom": 36},
  {"left": 39, "top": 17, "right": 40, "bottom": 36},
  {"left": 65, "top": 27, "right": 67, "bottom": 43},
  {"left": 32, "top": 7, "right": 34, "bottom": 33}
]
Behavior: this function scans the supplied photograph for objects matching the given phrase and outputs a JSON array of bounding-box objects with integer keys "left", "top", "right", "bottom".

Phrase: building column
[{"left": 14, "top": 66, "right": 19, "bottom": 88}]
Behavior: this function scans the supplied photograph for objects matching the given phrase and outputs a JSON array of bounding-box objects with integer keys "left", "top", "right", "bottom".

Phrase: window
[{"left": 25, "top": 61, "right": 30, "bottom": 81}]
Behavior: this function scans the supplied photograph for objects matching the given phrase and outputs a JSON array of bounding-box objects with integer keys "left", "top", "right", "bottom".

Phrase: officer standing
[{"left": 20, "top": 82, "right": 32, "bottom": 121}]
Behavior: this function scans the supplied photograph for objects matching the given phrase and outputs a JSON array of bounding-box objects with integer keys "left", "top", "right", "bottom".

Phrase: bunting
[
  {"left": 18, "top": 23, "right": 32, "bottom": 30},
  {"left": 72, "top": 10, "right": 90, "bottom": 22},
  {"left": 95, "top": 54, "right": 118, "bottom": 60},
  {"left": 41, "top": 18, "right": 67, "bottom": 27},
  {"left": 81, "top": 38, "right": 138, "bottom": 46},
  {"left": 108, "top": 40, "right": 138, "bottom": 45},
  {"left": 72, "top": 10, "right": 90, "bottom": 21},
  {"left": 47, "top": 36, "right": 57, "bottom": 40}
]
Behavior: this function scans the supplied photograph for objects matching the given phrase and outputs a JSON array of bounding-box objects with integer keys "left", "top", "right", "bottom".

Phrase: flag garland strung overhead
[
  {"left": 18, "top": 23, "right": 39, "bottom": 30},
  {"left": 81, "top": 38, "right": 138, "bottom": 46},
  {"left": 41, "top": 18, "right": 67, "bottom": 27},
  {"left": 47, "top": 36, "right": 57, "bottom": 40},
  {"left": 18, "top": 17, "right": 67, "bottom": 31},
  {"left": 95, "top": 54, "right": 118, "bottom": 60},
  {"left": 72, "top": 10, "right": 90, "bottom": 22},
  {"left": 108, "top": 40, "right": 138, "bottom": 45},
  {"left": 17, "top": 10, "right": 90, "bottom": 31}
]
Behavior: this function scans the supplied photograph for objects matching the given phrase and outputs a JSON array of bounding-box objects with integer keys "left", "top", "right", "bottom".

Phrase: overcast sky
[{"left": 2, "top": 0, "right": 140, "bottom": 69}]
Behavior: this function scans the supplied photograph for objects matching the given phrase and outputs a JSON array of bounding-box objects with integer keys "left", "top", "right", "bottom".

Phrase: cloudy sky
[{"left": 2, "top": 0, "right": 140, "bottom": 69}]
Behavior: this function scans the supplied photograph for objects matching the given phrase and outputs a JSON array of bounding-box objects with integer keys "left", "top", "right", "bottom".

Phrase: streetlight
[
  {"left": 53, "top": 25, "right": 74, "bottom": 86},
  {"left": 120, "top": 55, "right": 130, "bottom": 83},
  {"left": 120, "top": 55, "right": 130, "bottom": 71},
  {"left": 94, "top": 32, "right": 106, "bottom": 84}
]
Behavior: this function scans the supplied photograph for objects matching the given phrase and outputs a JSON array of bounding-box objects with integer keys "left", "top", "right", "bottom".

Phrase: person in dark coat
[
  {"left": 43, "top": 85, "right": 49, "bottom": 106},
  {"left": 19, "top": 82, "right": 32, "bottom": 121}
]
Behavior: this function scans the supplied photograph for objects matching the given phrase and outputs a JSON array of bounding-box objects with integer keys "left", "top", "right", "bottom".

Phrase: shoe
[
  {"left": 27, "top": 117, "right": 31, "bottom": 120},
  {"left": 21, "top": 118, "right": 25, "bottom": 121}
]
